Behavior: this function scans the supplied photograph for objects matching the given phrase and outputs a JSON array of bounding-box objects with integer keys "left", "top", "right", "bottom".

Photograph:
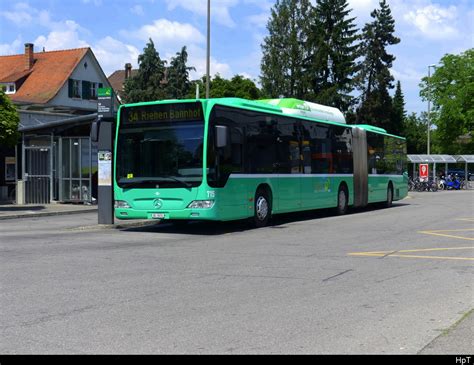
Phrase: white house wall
[{"left": 49, "top": 51, "right": 110, "bottom": 111}]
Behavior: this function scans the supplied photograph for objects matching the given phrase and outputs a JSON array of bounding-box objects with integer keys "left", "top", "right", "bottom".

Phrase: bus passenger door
[
  {"left": 352, "top": 127, "right": 368, "bottom": 207},
  {"left": 275, "top": 118, "right": 301, "bottom": 212}
]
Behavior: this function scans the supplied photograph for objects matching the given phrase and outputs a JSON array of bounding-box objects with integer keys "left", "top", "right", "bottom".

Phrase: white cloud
[
  {"left": 122, "top": 19, "right": 206, "bottom": 47},
  {"left": 0, "top": 2, "right": 35, "bottom": 27},
  {"left": 119, "top": 18, "right": 232, "bottom": 79},
  {"left": 391, "top": 66, "right": 424, "bottom": 84},
  {"left": 347, "top": 0, "right": 379, "bottom": 23},
  {"left": 34, "top": 20, "right": 89, "bottom": 51},
  {"left": 184, "top": 44, "right": 232, "bottom": 80},
  {"left": 81, "top": 0, "right": 102, "bottom": 6},
  {"left": 164, "top": 0, "right": 238, "bottom": 27},
  {"left": 0, "top": 37, "right": 22, "bottom": 55},
  {"left": 92, "top": 36, "right": 140, "bottom": 76},
  {"left": 130, "top": 5, "right": 144, "bottom": 16},
  {"left": 246, "top": 12, "right": 269, "bottom": 29},
  {"left": 403, "top": 4, "right": 459, "bottom": 40}
]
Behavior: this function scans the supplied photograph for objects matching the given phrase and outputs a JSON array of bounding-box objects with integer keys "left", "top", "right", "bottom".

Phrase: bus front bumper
[{"left": 115, "top": 208, "right": 218, "bottom": 221}]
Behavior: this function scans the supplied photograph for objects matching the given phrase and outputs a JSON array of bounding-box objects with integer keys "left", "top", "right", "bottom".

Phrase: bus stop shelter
[
  {"left": 408, "top": 154, "right": 474, "bottom": 189},
  {"left": 407, "top": 154, "right": 457, "bottom": 180},
  {"left": 455, "top": 155, "right": 474, "bottom": 187}
]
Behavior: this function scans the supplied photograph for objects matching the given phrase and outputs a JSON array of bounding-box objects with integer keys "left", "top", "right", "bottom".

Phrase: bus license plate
[{"left": 151, "top": 213, "right": 165, "bottom": 219}]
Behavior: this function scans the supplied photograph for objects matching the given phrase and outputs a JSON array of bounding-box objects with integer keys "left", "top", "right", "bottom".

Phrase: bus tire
[
  {"left": 253, "top": 187, "right": 272, "bottom": 228},
  {"left": 385, "top": 184, "right": 393, "bottom": 208},
  {"left": 336, "top": 185, "right": 348, "bottom": 215}
]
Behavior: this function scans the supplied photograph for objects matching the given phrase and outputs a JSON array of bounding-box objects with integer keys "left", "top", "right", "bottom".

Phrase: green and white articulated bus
[{"left": 114, "top": 98, "right": 408, "bottom": 227}]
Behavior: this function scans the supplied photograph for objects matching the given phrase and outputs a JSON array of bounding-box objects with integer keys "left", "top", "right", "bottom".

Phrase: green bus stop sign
[{"left": 97, "top": 87, "right": 114, "bottom": 119}]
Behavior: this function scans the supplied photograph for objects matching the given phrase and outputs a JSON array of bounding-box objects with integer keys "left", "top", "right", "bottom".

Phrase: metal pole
[
  {"left": 427, "top": 64, "right": 435, "bottom": 155},
  {"left": 50, "top": 132, "right": 53, "bottom": 202},
  {"left": 427, "top": 66, "right": 431, "bottom": 155},
  {"left": 206, "top": 0, "right": 210, "bottom": 99}
]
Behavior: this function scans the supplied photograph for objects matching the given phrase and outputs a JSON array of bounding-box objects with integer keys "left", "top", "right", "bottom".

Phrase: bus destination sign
[{"left": 122, "top": 102, "right": 203, "bottom": 124}]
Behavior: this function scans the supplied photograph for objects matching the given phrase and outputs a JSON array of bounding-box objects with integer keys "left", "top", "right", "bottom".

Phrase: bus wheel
[
  {"left": 385, "top": 185, "right": 393, "bottom": 208},
  {"left": 336, "top": 185, "right": 348, "bottom": 215},
  {"left": 253, "top": 188, "right": 271, "bottom": 227}
]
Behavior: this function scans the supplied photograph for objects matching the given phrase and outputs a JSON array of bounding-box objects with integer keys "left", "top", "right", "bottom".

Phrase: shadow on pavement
[
  {"left": 0, "top": 205, "right": 46, "bottom": 212},
  {"left": 119, "top": 201, "right": 411, "bottom": 236}
]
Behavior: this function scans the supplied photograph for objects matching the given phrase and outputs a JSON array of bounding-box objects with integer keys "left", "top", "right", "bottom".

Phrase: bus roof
[{"left": 119, "top": 97, "right": 405, "bottom": 139}]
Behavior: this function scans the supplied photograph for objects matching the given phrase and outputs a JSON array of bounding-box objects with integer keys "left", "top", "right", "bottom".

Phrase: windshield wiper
[
  {"left": 119, "top": 179, "right": 161, "bottom": 188},
  {"left": 120, "top": 176, "right": 192, "bottom": 188},
  {"left": 161, "top": 175, "right": 192, "bottom": 188}
]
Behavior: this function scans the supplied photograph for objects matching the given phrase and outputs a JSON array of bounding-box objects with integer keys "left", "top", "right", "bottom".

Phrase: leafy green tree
[
  {"left": 403, "top": 112, "right": 427, "bottom": 154},
  {"left": 123, "top": 38, "right": 167, "bottom": 103},
  {"left": 166, "top": 46, "right": 195, "bottom": 99},
  {"left": 306, "top": 0, "right": 359, "bottom": 112},
  {"left": 260, "top": 0, "right": 312, "bottom": 98},
  {"left": 187, "top": 74, "right": 261, "bottom": 100},
  {"left": 390, "top": 80, "right": 405, "bottom": 136},
  {"left": 356, "top": 0, "right": 400, "bottom": 131},
  {"left": 0, "top": 90, "right": 19, "bottom": 147},
  {"left": 419, "top": 49, "right": 474, "bottom": 154}
]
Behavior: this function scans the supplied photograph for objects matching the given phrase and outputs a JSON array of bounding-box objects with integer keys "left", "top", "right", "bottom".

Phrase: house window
[
  {"left": 68, "top": 79, "right": 81, "bottom": 98},
  {"left": 90, "top": 82, "right": 98, "bottom": 99},
  {"left": 72, "top": 80, "right": 81, "bottom": 98},
  {"left": 2, "top": 83, "right": 16, "bottom": 94}
]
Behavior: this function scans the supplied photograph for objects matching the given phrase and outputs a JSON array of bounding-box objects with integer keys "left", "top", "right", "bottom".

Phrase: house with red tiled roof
[
  {"left": 0, "top": 43, "right": 111, "bottom": 114},
  {"left": 108, "top": 63, "right": 138, "bottom": 102},
  {"left": 0, "top": 43, "right": 117, "bottom": 205}
]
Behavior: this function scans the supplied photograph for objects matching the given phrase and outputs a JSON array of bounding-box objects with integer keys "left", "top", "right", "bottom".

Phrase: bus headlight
[
  {"left": 187, "top": 200, "right": 215, "bottom": 209},
  {"left": 114, "top": 200, "right": 131, "bottom": 209}
]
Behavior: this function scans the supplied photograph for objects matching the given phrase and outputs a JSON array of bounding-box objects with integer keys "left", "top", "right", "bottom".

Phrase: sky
[{"left": 0, "top": 0, "right": 472, "bottom": 115}]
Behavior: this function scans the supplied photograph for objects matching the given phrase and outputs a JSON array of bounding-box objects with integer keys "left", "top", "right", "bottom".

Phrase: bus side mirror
[
  {"left": 91, "top": 119, "right": 100, "bottom": 142},
  {"left": 215, "top": 125, "right": 228, "bottom": 148}
]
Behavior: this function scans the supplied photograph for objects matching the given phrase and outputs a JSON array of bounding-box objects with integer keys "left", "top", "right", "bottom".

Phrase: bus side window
[
  {"left": 230, "top": 127, "right": 244, "bottom": 168},
  {"left": 367, "top": 133, "right": 385, "bottom": 174},
  {"left": 333, "top": 127, "right": 353, "bottom": 174},
  {"left": 276, "top": 117, "right": 299, "bottom": 174},
  {"left": 246, "top": 119, "right": 278, "bottom": 174}
]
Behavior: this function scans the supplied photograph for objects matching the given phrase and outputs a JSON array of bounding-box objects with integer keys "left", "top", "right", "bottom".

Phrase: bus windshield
[{"left": 116, "top": 102, "right": 204, "bottom": 188}]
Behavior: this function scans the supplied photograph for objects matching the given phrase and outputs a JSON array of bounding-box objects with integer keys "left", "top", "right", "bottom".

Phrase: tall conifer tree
[
  {"left": 306, "top": 0, "right": 359, "bottom": 112},
  {"left": 390, "top": 80, "right": 405, "bottom": 135},
  {"left": 123, "top": 39, "right": 167, "bottom": 103},
  {"left": 356, "top": 0, "right": 400, "bottom": 131},
  {"left": 167, "top": 46, "right": 195, "bottom": 99},
  {"left": 260, "top": 0, "right": 311, "bottom": 98}
]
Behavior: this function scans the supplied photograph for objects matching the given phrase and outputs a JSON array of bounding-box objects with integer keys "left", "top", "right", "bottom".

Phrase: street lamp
[
  {"left": 206, "top": 0, "right": 211, "bottom": 99},
  {"left": 427, "top": 64, "right": 436, "bottom": 155}
]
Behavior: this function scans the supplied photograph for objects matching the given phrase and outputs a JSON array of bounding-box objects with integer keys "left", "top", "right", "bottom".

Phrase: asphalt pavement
[{"left": 0, "top": 191, "right": 472, "bottom": 354}]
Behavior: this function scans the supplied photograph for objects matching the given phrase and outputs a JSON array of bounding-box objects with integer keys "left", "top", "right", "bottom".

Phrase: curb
[
  {"left": 0, "top": 208, "right": 98, "bottom": 220},
  {"left": 69, "top": 220, "right": 159, "bottom": 231}
]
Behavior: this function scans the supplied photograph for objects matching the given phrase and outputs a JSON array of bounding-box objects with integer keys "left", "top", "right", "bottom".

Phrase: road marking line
[
  {"left": 418, "top": 229, "right": 474, "bottom": 241},
  {"left": 456, "top": 218, "right": 474, "bottom": 222},
  {"left": 348, "top": 247, "right": 474, "bottom": 261},
  {"left": 349, "top": 222, "right": 474, "bottom": 261},
  {"left": 350, "top": 253, "right": 474, "bottom": 261}
]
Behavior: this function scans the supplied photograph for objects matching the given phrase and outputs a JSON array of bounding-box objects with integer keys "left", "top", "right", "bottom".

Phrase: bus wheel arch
[
  {"left": 253, "top": 184, "right": 272, "bottom": 227},
  {"left": 336, "top": 182, "right": 349, "bottom": 215}
]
